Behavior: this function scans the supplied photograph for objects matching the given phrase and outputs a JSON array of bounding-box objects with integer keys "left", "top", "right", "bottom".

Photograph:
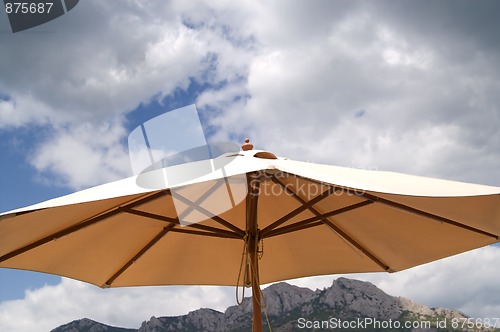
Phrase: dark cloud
[
  {"left": 0, "top": 1, "right": 202, "bottom": 124},
  {"left": 371, "top": 0, "right": 500, "bottom": 55}
]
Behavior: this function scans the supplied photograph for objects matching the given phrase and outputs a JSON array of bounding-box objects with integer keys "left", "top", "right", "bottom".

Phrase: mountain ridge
[{"left": 52, "top": 277, "right": 495, "bottom": 331}]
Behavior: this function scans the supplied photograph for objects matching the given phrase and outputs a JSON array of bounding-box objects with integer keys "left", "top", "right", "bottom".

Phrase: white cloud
[
  {"left": 1, "top": 1, "right": 500, "bottom": 189},
  {"left": 0, "top": 94, "right": 59, "bottom": 128},
  {"left": 30, "top": 121, "right": 131, "bottom": 189},
  {"left": 197, "top": 2, "right": 500, "bottom": 187},
  {"left": 0, "top": 26, "right": 204, "bottom": 128},
  {"left": 0, "top": 0, "right": 257, "bottom": 190},
  {"left": 4, "top": 0, "right": 497, "bottom": 190},
  {"left": 0, "top": 278, "right": 234, "bottom": 332}
]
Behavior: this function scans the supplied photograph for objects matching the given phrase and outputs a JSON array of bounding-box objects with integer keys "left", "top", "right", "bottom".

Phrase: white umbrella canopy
[{"left": 1, "top": 142, "right": 500, "bottom": 331}]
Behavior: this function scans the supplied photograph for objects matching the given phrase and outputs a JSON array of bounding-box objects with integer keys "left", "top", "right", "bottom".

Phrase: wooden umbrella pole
[
  {"left": 246, "top": 170, "right": 262, "bottom": 332},
  {"left": 249, "top": 231, "right": 262, "bottom": 332}
]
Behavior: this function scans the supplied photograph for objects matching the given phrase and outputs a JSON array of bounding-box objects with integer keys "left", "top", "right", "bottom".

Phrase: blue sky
[{"left": 1, "top": 0, "right": 500, "bottom": 331}]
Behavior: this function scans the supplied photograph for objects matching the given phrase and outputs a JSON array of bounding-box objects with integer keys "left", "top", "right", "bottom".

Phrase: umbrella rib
[
  {"left": 0, "top": 209, "right": 41, "bottom": 220},
  {"left": 0, "top": 190, "right": 169, "bottom": 263},
  {"left": 169, "top": 227, "right": 241, "bottom": 238},
  {"left": 287, "top": 202, "right": 391, "bottom": 271},
  {"left": 172, "top": 191, "right": 245, "bottom": 236},
  {"left": 268, "top": 176, "right": 391, "bottom": 271},
  {"left": 260, "top": 183, "right": 338, "bottom": 236},
  {"left": 291, "top": 174, "right": 498, "bottom": 240},
  {"left": 122, "top": 208, "right": 242, "bottom": 239},
  {"left": 320, "top": 217, "right": 392, "bottom": 271},
  {"left": 360, "top": 192, "right": 499, "bottom": 240},
  {"left": 176, "top": 178, "right": 226, "bottom": 222},
  {"left": 263, "top": 201, "right": 373, "bottom": 236},
  {"left": 264, "top": 220, "right": 325, "bottom": 238},
  {"left": 104, "top": 224, "right": 176, "bottom": 287}
]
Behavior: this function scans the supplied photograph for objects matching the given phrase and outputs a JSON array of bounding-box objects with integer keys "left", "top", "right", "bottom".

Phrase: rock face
[
  {"left": 52, "top": 318, "right": 135, "bottom": 332},
  {"left": 53, "top": 277, "right": 481, "bottom": 332},
  {"left": 137, "top": 309, "right": 225, "bottom": 332},
  {"left": 317, "top": 277, "right": 403, "bottom": 319}
]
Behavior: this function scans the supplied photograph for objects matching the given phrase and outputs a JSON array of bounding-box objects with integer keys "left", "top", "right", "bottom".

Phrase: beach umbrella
[{"left": 1, "top": 139, "right": 500, "bottom": 332}]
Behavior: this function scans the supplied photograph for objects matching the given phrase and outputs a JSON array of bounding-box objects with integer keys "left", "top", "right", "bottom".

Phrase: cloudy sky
[{"left": 1, "top": 0, "right": 500, "bottom": 330}]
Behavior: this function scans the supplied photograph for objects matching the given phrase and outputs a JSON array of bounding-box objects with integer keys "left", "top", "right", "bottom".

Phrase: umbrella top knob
[{"left": 241, "top": 138, "right": 253, "bottom": 151}]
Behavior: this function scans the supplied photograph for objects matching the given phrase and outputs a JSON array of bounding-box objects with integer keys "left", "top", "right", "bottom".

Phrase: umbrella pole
[
  {"left": 246, "top": 171, "right": 263, "bottom": 332},
  {"left": 249, "top": 232, "right": 263, "bottom": 332}
]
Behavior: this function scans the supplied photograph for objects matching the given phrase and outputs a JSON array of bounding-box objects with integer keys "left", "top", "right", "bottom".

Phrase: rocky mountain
[
  {"left": 52, "top": 277, "right": 494, "bottom": 332},
  {"left": 51, "top": 317, "right": 135, "bottom": 332}
]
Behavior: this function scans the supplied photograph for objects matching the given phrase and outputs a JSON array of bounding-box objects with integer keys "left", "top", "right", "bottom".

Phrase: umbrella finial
[{"left": 241, "top": 138, "right": 253, "bottom": 151}]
